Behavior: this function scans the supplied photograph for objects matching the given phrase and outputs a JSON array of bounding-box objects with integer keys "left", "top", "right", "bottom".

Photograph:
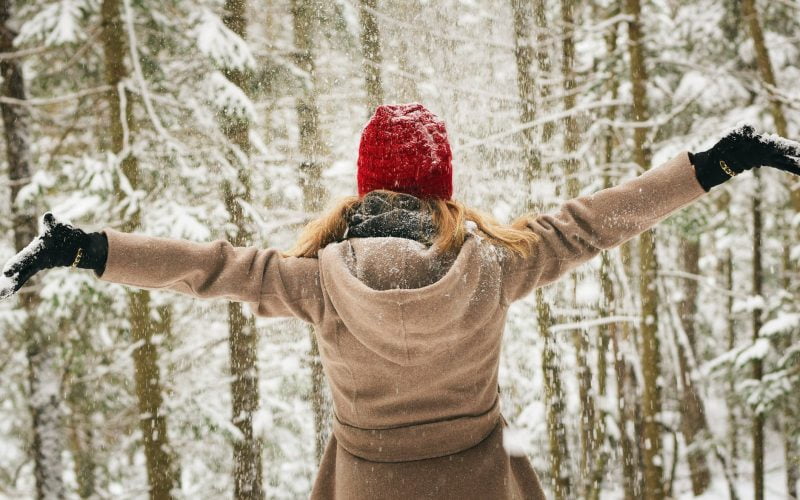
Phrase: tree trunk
[
  {"left": 676, "top": 238, "right": 711, "bottom": 495},
  {"left": 532, "top": 0, "right": 554, "bottom": 142},
  {"left": 709, "top": 188, "right": 741, "bottom": 488},
  {"left": 25, "top": 321, "right": 65, "bottom": 500},
  {"left": 612, "top": 324, "right": 639, "bottom": 500},
  {"left": 1, "top": 4, "right": 67, "bottom": 499},
  {"left": 510, "top": 1, "right": 571, "bottom": 497},
  {"left": 592, "top": 252, "right": 611, "bottom": 500},
  {"left": 750, "top": 170, "right": 765, "bottom": 500},
  {"left": 590, "top": 19, "right": 622, "bottom": 497},
  {"left": 67, "top": 380, "right": 96, "bottom": 498},
  {"left": 386, "top": 0, "right": 421, "bottom": 103},
  {"left": 359, "top": 0, "right": 383, "bottom": 114},
  {"left": 220, "top": 1, "right": 264, "bottom": 498},
  {"left": 291, "top": 0, "right": 330, "bottom": 465},
  {"left": 611, "top": 64, "right": 645, "bottom": 500},
  {"left": 723, "top": 246, "right": 739, "bottom": 480},
  {"left": 623, "top": 0, "right": 663, "bottom": 498},
  {"left": 741, "top": 0, "right": 788, "bottom": 143},
  {"left": 538, "top": 296, "right": 572, "bottom": 499},
  {"left": 782, "top": 417, "right": 799, "bottom": 500},
  {"left": 560, "top": 0, "right": 580, "bottom": 200},
  {"left": 594, "top": 246, "right": 612, "bottom": 500},
  {"left": 741, "top": 0, "right": 800, "bottom": 500},
  {"left": 741, "top": 0, "right": 798, "bottom": 333},
  {"left": 560, "top": 4, "right": 597, "bottom": 497},
  {"left": 511, "top": 0, "right": 541, "bottom": 187},
  {"left": 129, "top": 290, "right": 177, "bottom": 499},
  {"left": 101, "top": 0, "right": 179, "bottom": 497},
  {"left": 780, "top": 248, "right": 799, "bottom": 500}
]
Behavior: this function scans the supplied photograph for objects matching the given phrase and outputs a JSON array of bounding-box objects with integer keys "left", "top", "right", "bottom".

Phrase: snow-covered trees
[
  {"left": 0, "top": 0, "right": 798, "bottom": 498},
  {"left": 1, "top": 0, "right": 66, "bottom": 497}
]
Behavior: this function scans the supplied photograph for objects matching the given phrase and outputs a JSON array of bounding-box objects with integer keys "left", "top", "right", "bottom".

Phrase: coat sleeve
[
  {"left": 501, "top": 152, "right": 707, "bottom": 303},
  {"left": 97, "top": 228, "right": 325, "bottom": 323}
]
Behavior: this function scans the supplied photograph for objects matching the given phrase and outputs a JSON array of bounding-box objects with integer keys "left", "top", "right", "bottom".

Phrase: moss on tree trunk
[
  {"left": 624, "top": 0, "right": 664, "bottom": 497},
  {"left": 101, "top": 0, "right": 179, "bottom": 497},
  {"left": 291, "top": 0, "right": 330, "bottom": 465},
  {"left": 220, "top": 1, "right": 264, "bottom": 498},
  {"left": 359, "top": 0, "right": 384, "bottom": 114}
]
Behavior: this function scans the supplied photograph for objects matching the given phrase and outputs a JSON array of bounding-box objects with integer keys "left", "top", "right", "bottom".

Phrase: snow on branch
[
  {"left": 0, "top": 45, "right": 53, "bottom": 60},
  {"left": 658, "top": 270, "right": 749, "bottom": 299},
  {"left": 760, "top": 313, "right": 800, "bottom": 337},
  {"left": 0, "top": 85, "right": 113, "bottom": 107},
  {"left": 549, "top": 315, "right": 639, "bottom": 334},
  {"left": 594, "top": 87, "right": 705, "bottom": 131},
  {"left": 206, "top": 71, "right": 256, "bottom": 121},
  {"left": 457, "top": 99, "right": 626, "bottom": 150},
  {"left": 122, "top": 0, "right": 186, "bottom": 154},
  {"left": 193, "top": 9, "right": 256, "bottom": 71},
  {"left": 16, "top": 0, "right": 89, "bottom": 47}
]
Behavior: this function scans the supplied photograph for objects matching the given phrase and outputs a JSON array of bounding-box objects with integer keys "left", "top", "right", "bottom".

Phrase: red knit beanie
[{"left": 357, "top": 103, "right": 453, "bottom": 200}]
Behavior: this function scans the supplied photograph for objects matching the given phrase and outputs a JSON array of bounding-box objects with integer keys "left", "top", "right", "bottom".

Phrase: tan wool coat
[{"left": 97, "top": 153, "right": 706, "bottom": 499}]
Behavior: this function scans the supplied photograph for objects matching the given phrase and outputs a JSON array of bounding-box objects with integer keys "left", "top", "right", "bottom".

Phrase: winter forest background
[{"left": 0, "top": 0, "right": 798, "bottom": 499}]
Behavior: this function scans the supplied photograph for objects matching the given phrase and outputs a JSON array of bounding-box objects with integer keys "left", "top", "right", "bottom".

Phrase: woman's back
[
  {"left": 316, "top": 231, "right": 508, "bottom": 461},
  {"left": 310, "top": 229, "right": 551, "bottom": 499}
]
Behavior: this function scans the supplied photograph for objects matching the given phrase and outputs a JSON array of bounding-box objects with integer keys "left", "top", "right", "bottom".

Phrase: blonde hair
[{"left": 286, "top": 190, "right": 539, "bottom": 258}]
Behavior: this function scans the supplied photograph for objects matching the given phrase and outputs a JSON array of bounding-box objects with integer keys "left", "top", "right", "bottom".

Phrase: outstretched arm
[
  {"left": 502, "top": 126, "right": 800, "bottom": 303},
  {"left": 1, "top": 216, "right": 325, "bottom": 323},
  {"left": 99, "top": 229, "right": 323, "bottom": 320},
  {"left": 502, "top": 152, "right": 704, "bottom": 302}
]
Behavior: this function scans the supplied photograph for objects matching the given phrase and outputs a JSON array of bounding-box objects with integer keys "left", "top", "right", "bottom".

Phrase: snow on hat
[{"left": 357, "top": 103, "right": 453, "bottom": 200}]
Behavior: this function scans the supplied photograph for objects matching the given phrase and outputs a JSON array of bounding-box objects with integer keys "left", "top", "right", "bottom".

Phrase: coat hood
[{"left": 318, "top": 233, "right": 505, "bottom": 366}]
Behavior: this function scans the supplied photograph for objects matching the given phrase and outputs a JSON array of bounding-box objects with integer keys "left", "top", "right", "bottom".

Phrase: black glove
[
  {"left": 689, "top": 125, "right": 800, "bottom": 191},
  {"left": 0, "top": 213, "right": 108, "bottom": 300}
]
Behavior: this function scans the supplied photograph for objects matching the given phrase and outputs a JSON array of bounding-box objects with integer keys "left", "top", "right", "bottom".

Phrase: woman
[{"left": 3, "top": 103, "right": 800, "bottom": 499}]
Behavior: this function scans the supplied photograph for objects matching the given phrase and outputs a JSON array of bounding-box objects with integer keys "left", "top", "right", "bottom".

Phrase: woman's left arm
[
  {"left": 501, "top": 152, "right": 706, "bottom": 302},
  {"left": 502, "top": 126, "right": 800, "bottom": 303},
  {"left": 1, "top": 215, "right": 325, "bottom": 323}
]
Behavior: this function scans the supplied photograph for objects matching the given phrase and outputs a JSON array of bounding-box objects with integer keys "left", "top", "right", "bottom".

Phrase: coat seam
[{"left": 333, "top": 319, "right": 360, "bottom": 421}]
